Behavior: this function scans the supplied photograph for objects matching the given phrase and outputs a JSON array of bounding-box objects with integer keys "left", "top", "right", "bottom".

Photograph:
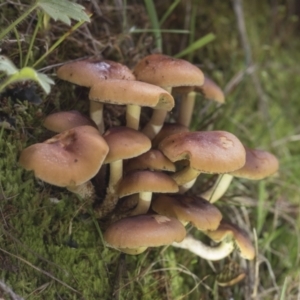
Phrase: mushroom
[
  {"left": 201, "top": 147, "right": 279, "bottom": 203},
  {"left": 89, "top": 79, "right": 174, "bottom": 131},
  {"left": 43, "top": 110, "right": 97, "bottom": 133},
  {"left": 57, "top": 59, "right": 135, "bottom": 133},
  {"left": 95, "top": 126, "right": 151, "bottom": 217},
  {"left": 172, "top": 220, "right": 255, "bottom": 261},
  {"left": 158, "top": 131, "right": 246, "bottom": 193},
  {"left": 133, "top": 54, "right": 204, "bottom": 139},
  {"left": 19, "top": 125, "right": 109, "bottom": 200},
  {"left": 104, "top": 214, "right": 186, "bottom": 254},
  {"left": 173, "top": 76, "right": 225, "bottom": 127},
  {"left": 118, "top": 170, "right": 178, "bottom": 215},
  {"left": 152, "top": 194, "right": 222, "bottom": 231}
]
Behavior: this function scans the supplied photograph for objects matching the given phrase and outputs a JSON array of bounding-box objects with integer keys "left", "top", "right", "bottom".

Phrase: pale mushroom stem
[
  {"left": 126, "top": 104, "right": 141, "bottom": 130},
  {"left": 177, "top": 91, "right": 196, "bottom": 128},
  {"left": 171, "top": 166, "right": 201, "bottom": 186},
  {"left": 142, "top": 87, "right": 172, "bottom": 140},
  {"left": 95, "top": 160, "right": 123, "bottom": 217},
  {"left": 201, "top": 174, "right": 234, "bottom": 203},
  {"left": 172, "top": 234, "right": 235, "bottom": 261},
  {"left": 130, "top": 192, "right": 152, "bottom": 216},
  {"left": 89, "top": 101, "right": 104, "bottom": 134},
  {"left": 67, "top": 181, "right": 96, "bottom": 203}
]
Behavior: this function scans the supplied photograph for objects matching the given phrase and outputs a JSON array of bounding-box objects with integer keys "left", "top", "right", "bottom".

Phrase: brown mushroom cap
[
  {"left": 159, "top": 131, "right": 246, "bottom": 174},
  {"left": 152, "top": 195, "right": 222, "bottom": 231},
  {"left": 57, "top": 59, "right": 135, "bottom": 87},
  {"left": 194, "top": 77, "right": 225, "bottom": 103},
  {"left": 118, "top": 170, "right": 178, "bottom": 197},
  {"left": 89, "top": 79, "right": 174, "bottom": 111},
  {"left": 103, "top": 127, "right": 151, "bottom": 163},
  {"left": 104, "top": 214, "right": 186, "bottom": 253},
  {"left": 133, "top": 54, "right": 204, "bottom": 88},
  {"left": 230, "top": 147, "right": 279, "bottom": 180},
  {"left": 125, "top": 149, "right": 175, "bottom": 173},
  {"left": 205, "top": 220, "right": 255, "bottom": 260},
  {"left": 19, "top": 126, "right": 109, "bottom": 187},
  {"left": 43, "top": 110, "right": 97, "bottom": 133}
]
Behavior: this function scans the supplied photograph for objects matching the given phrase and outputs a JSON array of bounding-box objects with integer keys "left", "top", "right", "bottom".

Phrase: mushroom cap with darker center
[
  {"left": 230, "top": 147, "right": 279, "bottom": 180},
  {"left": 118, "top": 170, "right": 178, "bottom": 197},
  {"left": 103, "top": 127, "right": 151, "bottom": 163},
  {"left": 205, "top": 220, "right": 255, "bottom": 260},
  {"left": 104, "top": 214, "right": 186, "bottom": 252},
  {"left": 152, "top": 195, "right": 222, "bottom": 231},
  {"left": 89, "top": 79, "right": 174, "bottom": 111},
  {"left": 19, "top": 126, "right": 109, "bottom": 187},
  {"left": 133, "top": 54, "right": 204, "bottom": 88},
  {"left": 158, "top": 131, "right": 246, "bottom": 174},
  {"left": 57, "top": 59, "right": 135, "bottom": 87},
  {"left": 43, "top": 110, "right": 97, "bottom": 133}
]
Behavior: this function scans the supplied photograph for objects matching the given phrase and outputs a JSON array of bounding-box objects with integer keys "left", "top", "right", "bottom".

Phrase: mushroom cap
[
  {"left": 43, "top": 110, "right": 97, "bottom": 133},
  {"left": 158, "top": 131, "right": 246, "bottom": 174},
  {"left": 104, "top": 214, "right": 186, "bottom": 252},
  {"left": 57, "top": 59, "right": 135, "bottom": 87},
  {"left": 230, "top": 147, "right": 279, "bottom": 180},
  {"left": 133, "top": 54, "right": 204, "bottom": 88},
  {"left": 152, "top": 195, "right": 222, "bottom": 231},
  {"left": 125, "top": 149, "right": 176, "bottom": 173},
  {"left": 19, "top": 126, "right": 109, "bottom": 187},
  {"left": 118, "top": 170, "right": 178, "bottom": 197},
  {"left": 89, "top": 79, "right": 174, "bottom": 111},
  {"left": 103, "top": 127, "right": 151, "bottom": 163},
  {"left": 205, "top": 220, "right": 255, "bottom": 260},
  {"left": 151, "top": 122, "right": 189, "bottom": 148},
  {"left": 194, "top": 77, "right": 225, "bottom": 103}
]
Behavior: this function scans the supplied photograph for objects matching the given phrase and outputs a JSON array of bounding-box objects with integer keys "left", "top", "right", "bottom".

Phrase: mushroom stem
[
  {"left": 171, "top": 166, "right": 201, "bottom": 186},
  {"left": 126, "top": 104, "right": 141, "bottom": 130},
  {"left": 90, "top": 101, "right": 104, "bottom": 134},
  {"left": 177, "top": 91, "right": 196, "bottom": 127},
  {"left": 142, "top": 87, "right": 172, "bottom": 140},
  {"left": 130, "top": 191, "right": 152, "bottom": 216},
  {"left": 201, "top": 174, "right": 234, "bottom": 203},
  {"left": 67, "top": 181, "right": 96, "bottom": 203},
  {"left": 172, "top": 234, "right": 235, "bottom": 261},
  {"left": 94, "top": 160, "right": 123, "bottom": 218}
]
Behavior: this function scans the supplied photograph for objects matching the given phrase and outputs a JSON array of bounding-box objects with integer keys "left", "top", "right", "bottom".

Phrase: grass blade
[{"left": 174, "top": 33, "right": 216, "bottom": 58}]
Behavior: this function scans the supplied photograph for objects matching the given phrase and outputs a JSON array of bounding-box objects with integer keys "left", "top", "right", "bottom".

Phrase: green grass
[{"left": 1, "top": 0, "right": 300, "bottom": 299}]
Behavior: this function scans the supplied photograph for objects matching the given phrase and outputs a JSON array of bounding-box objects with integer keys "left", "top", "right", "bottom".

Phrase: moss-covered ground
[{"left": 1, "top": 0, "right": 300, "bottom": 299}]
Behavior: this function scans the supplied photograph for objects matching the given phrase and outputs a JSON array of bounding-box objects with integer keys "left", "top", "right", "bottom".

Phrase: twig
[
  {"left": 0, "top": 279, "right": 24, "bottom": 300},
  {"left": 231, "top": 0, "right": 274, "bottom": 140}
]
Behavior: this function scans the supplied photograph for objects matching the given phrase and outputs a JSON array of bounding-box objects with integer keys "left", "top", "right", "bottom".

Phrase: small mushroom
[
  {"left": 19, "top": 125, "right": 109, "bottom": 200},
  {"left": 159, "top": 131, "right": 246, "bottom": 193},
  {"left": 118, "top": 170, "right": 178, "bottom": 215},
  {"left": 172, "top": 220, "right": 255, "bottom": 261},
  {"left": 104, "top": 214, "right": 186, "bottom": 254},
  {"left": 201, "top": 147, "right": 279, "bottom": 202},
  {"left": 57, "top": 59, "right": 135, "bottom": 132},
  {"left": 133, "top": 54, "right": 204, "bottom": 139}
]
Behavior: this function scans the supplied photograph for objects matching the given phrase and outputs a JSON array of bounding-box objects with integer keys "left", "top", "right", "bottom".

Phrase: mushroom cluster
[{"left": 18, "top": 54, "right": 279, "bottom": 272}]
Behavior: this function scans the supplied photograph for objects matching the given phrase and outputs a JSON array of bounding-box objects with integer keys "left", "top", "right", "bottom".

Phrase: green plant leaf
[
  {"left": 0, "top": 58, "right": 54, "bottom": 94},
  {"left": 38, "top": 0, "right": 90, "bottom": 25},
  {"left": 0, "top": 56, "right": 18, "bottom": 76}
]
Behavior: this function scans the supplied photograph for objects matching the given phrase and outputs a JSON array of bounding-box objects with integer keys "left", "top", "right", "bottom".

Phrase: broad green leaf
[
  {"left": 38, "top": 0, "right": 90, "bottom": 25},
  {"left": 0, "top": 56, "right": 18, "bottom": 76},
  {"left": 0, "top": 67, "right": 54, "bottom": 94}
]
